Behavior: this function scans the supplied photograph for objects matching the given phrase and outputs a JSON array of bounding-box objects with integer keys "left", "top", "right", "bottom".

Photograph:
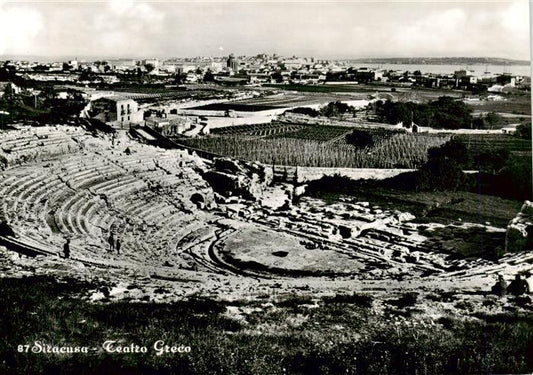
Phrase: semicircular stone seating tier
[{"left": 0, "top": 127, "right": 217, "bottom": 265}]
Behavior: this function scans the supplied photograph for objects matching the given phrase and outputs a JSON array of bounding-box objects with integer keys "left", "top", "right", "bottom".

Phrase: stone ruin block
[{"left": 505, "top": 200, "right": 533, "bottom": 254}]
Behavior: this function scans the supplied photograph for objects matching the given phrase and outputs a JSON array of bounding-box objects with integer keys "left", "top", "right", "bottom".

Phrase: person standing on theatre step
[
  {"left": 116, "top": 237, "right": 121, "bottom": 255},
  {"left": 507, "top": 273, "right": 530, "bottom": 296},
  {"left": 491, "top": 274, "right": 507, "bottom": 297},
  {"left": 108, "top": 232, "right": 115, "bottom": 252},
  {"left": 63, "top": 238, "right": 71, "bottom": 259}
]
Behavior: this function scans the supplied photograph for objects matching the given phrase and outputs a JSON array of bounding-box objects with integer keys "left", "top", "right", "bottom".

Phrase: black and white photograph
[{"left": 0, "top": 0, "right": 531, "bottom": 373}]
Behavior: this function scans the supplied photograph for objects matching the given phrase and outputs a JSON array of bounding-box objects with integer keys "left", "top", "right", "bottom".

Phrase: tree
[
  {"left": 2, "top": 83, "right": 14, "bottom": 101},
  {"left": 326, "top": 71, "right": 345, "bottom": 81},
  {"left": 39, "top": 87, "right": 87, "bottom": 122},
  {"left": 203, "top": 69, "right": 215, "bottom": 82},
  {"left": 377, "top": 96, "right": 473, "bottom": 129},
  {"left": 345, "top": 129, "right": 374, "bottom": 148},
  {"left": 320, "top": 101, "right": 351, "bottom": 118},
  {"left": 499, "top": 155, "right": 532, "bottom": 200},
  {"left": 78, "top": 70, "right": 94, "bottom": 82},
  {"left": 476, "top": 148, "right": 510, "bottom": 174},
  {"left": 484, "top": 112, "right": 501, "bottom": 129},
  {"left": 426, "top": 139, "right": 472, "bottom": 169},
  {"left": 145, "top": 64, "right": 155, "bottom": 74},
  {"left": 412, "top": 105, "right": 434, "bottom": 128},
  {"left": 429, "top": 96, "right": 472, "bottom": 129},
  {"left": 421, "top": 139, "right": 473, "bottom": 191},
  {"left": 515, "top": 122, "right": 531, "bottom": 139},
  {"left": 375, "top": 100, "right": 412, "bottom": 126},
  {"left": 174, "top": 71, "right": 184, "bottom": 84},
  {"left": 288, "top": 107, "right": 319, "bottom": 117},
  {"left": 33, "top": 64, "right": 49, "bottom": 72},
  {"left": 41, "top": 85, "right": 54, "bottom": 98},
  {"left": 271, "top": 71, "right": 284, "bottom": 83},
  {"left": 472, "top": 117, "right": 485, "bottom": 129}
]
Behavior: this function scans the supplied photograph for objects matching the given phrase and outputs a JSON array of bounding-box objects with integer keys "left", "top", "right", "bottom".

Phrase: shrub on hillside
[{"left": 287, "top": 107, "right": 320, "bottom": 117}]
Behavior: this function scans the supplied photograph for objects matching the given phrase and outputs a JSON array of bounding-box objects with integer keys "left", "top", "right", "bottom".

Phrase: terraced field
[
  {"left": 184, "top": 131, "right": 449, "bottom": 168},
  {"left": 271, "top": 125, "right": 351, "bottom": 143},
  {"left": 210, "top": 122, "right": 306, "bottom": 137},
  {"left": 453, "top": 133, "right": 532, "bottom": 153},
  {"left": 220, "top": 92, "right": 343, "bottom": 108}
]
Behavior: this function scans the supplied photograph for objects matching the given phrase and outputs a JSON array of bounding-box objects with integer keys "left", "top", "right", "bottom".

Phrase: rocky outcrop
[
  {"left": 505, "top": 201, "right": 533, "bottom": 254},
  {"left": 203, "top": 158, "right": 273, "bottom": 200}
]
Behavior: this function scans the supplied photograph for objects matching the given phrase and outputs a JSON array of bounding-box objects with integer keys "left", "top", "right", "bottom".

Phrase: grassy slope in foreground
[{"left": 1, "top": 276, "right": 533, "bottom": 374}]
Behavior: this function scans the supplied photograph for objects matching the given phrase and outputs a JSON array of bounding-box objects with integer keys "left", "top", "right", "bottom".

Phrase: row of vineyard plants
[
  {"left": 183, "top": 133, "right": 449, "bottom": 168},
  {"left": 452, "top": 134, "right": 532, "bottom": 153},
  {"left": 211, "top": 123, "right": 306, "bottom": 137},
  {"left": 270, "top": 125, "right": 352, "bottom": 142}
]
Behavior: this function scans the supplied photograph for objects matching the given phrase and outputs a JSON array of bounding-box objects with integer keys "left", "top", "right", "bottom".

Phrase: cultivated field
[
  {"left": 188, "top": 92, "right": 351, "bottom": 112},
  {"left": 210, "top": 122, "right": 307, "bottom": 137},
  {"left": 266, "top": 83, "right": 464, "bottom": 101},
  {"left": 183, "top": 127, "right": 449, "bottom": 168},
  {"left": 270, "top": 125, "right": 351, "bottom": 143},
  {"left": 466, "top": 94, "right": 531, "bottom": 115},
  {"left": 453, "top": 133, "right": 532, "bottom": 153}
]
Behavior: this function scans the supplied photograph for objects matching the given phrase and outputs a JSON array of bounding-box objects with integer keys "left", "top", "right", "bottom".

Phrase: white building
[{"left": 91, "top": 96, "right": 143, "bottom": 128}]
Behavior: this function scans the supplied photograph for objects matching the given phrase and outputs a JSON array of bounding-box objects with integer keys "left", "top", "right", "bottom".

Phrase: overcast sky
[{"left": 0, "top": 0, "right": 530, "bottom": 60}]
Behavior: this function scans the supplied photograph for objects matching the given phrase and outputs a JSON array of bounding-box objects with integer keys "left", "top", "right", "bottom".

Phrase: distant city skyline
[
  {"left": 0, "top": 55, "right": 530, "bottom": 65},
  {"left": 0, "top": 0, "right": 530, "bottom": 61}
]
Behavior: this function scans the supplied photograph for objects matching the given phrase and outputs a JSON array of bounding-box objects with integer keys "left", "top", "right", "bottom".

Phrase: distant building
[
  {"left": 283, "top": 57, "right": 305, "bottom": 70},
  {"left": 454, "top": 69, "right": 478, "bottom": 89},
  {"left": 354, "top": 68, "right": 379, "bottom": 83},
  {"left": 210, "top": 62, "right": 224, "bottom": 73},
  {"left": 109, "top": 59, "right": 137, "bottom": 72},
  {"left": 143, "top": 58, "right": 159, "bottom": 68},
  {"left": 496, "top": 73, "right": 516, "bottom": 87},
  {"left": 184, "top": 72, "right": 200, "bottom": 83},
  {"left": 227, "top": 54, "right": 239, "bottom": 71},
  {"left": 90, "top": 96, "right": 143, "bottom": 128},
  {"left": 69, "top": 59, "right": 79, "bottom": 70},
  {"left": 454, "top": 69, "right": 476, "bottom": 78},
  {"left": 145, "top": 116, "right": 170, "bottom": 129},
  {"left": 0, "top": 82, "right": 22, "bottom": 97}
]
